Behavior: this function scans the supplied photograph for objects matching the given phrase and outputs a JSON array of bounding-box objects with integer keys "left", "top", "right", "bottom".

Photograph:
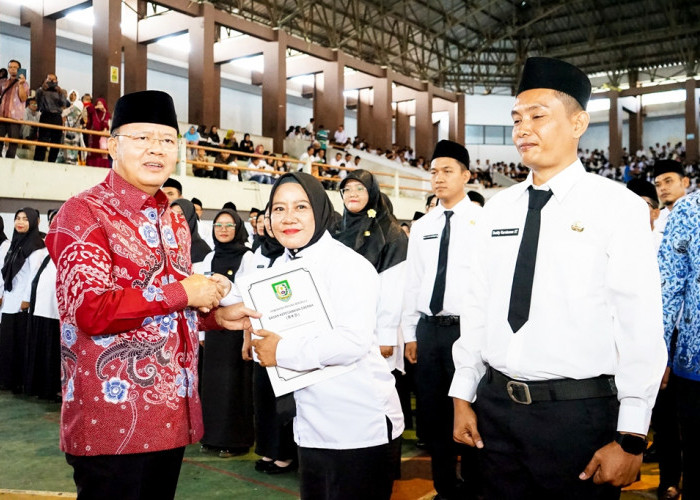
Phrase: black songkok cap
[
  {"left": 191, "top": 197, "right": 202, "bottom": 208},
  {"left": 111, "top": 90, "right": 179, "bottom": 133},
  {"left": 412, "top": 211, "right": 424, "bottom": 221},
  {"left": 626, "top": 178, "right": 658, "bottom": 203},
  {"left": 162, "top": 177, "right": 182, "bottom": 194},
  {"left": 249, "top": 207, "right": 261, "bottom": 214},
  {"left": 431, "top": 140, "right": 470, "bottom": 169},
  {"left": 222, "top": 201, "right": 237, "bottom": 211},
  {"left": 517, "top": 57, "right": 592, "bottom": 110},
  {"left": 653, "top": 159, "right": 685, "bottom": 178}
]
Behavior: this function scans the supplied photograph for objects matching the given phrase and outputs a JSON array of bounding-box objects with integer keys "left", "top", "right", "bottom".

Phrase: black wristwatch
[{"left": 615, "top": 432, "right": 647, "bottom": 455}]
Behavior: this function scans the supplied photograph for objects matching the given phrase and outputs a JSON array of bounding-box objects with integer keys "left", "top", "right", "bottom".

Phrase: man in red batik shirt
[{"left": 45, "top": 90, "right": 258, "bottom": 499}]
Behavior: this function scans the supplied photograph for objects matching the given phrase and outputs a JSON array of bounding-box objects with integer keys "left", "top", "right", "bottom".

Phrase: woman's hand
[{"left": 251, "top": 329, "right": 282, "bottom": 367}]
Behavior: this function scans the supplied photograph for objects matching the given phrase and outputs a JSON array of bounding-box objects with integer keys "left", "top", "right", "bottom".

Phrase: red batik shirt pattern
[{"left": 46, "top": 170, "right": 218, "bottom": 456}]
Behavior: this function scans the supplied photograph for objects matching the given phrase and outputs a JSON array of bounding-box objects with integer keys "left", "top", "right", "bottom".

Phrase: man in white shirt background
[
  {"left": 402, "top": 140, "right": 481, "bottom": 500},
  {"left": 450, "top": 57, "right": 666, "bottom": 499}
]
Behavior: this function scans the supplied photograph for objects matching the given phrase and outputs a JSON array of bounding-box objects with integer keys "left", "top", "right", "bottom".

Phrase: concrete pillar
[
  {"left": 92, "top": 0, "right": 122, "bottom": 113},
  {"left": 628, "top": 106, "right": 643, "bottom": 155},
  {"left": 415, "top": 88, "right": 434, "bottom": 163},
  {"left": 262, "top": 33, "right": 287, "bottom": 153},
  {"left": 609, "top": 91, "right": 623, "bottom": 167},
  {"left": 395, "top": 101, "right": 411, "bottom": 148},
  {"left": 122, "top": 0, "right": 147, "bottom": 95},
  {"left": 20, "top": 5, "right": 56, "bottom": 90},
  {"left": 188, "top": 3, "right": 220, "bottom": 127},
  {"left": 371, "top": 76, "right": 393, "bottom": 150},
  {"left": 686, "top": 78, "right": 700, "bottom": 164},
  {"left": 357, "top": 88, "right": 373, "bottom": 145},
  {"left": 449, "top": 93, "right": 466, "bottom": 144},
  {"left": 313, "top": 58, "right": 345, "bottom": 136}
]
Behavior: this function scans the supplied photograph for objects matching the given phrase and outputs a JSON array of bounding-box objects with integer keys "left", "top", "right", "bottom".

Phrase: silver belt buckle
[{"left": 506, "top": 380, "right": 532, "bottom": 405}]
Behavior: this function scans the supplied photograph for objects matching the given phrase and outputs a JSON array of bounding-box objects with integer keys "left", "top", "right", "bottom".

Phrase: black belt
[
  {"left": 420, "top": 313, "right": 460, "bottom": 326},
  {"left": 486, "top": 366, "right": 617, "bottom": 405}
]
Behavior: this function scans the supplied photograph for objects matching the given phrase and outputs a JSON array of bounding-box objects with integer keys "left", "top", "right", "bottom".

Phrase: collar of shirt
[
  {"left": 282, "top": 230, "right": 333, "bottom": 262},
  {"left": 105, "top": 170, "right": 170, "bottom": 214},
  {"left": 431, "top": 194, "right": 478, "bottom": 220},
  {"left": 513, "top": 159, "right": 585, "bottom": 204}
]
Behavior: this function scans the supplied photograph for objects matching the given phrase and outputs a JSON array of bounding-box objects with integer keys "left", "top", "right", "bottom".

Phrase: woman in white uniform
[
  {"left": 252, "top": 172, "right": 404, "bottom": 500},
  {"left": 0, "top": 217, "right": 10, "bottom": 308},
  {"left": 0, "top": 208, "right": 46, "bottom": 393},
  {"left": 25, "top": 208, "right": 61, "bottom": 400}
]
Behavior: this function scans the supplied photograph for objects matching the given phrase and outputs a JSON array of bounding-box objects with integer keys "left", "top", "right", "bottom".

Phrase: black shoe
[
  {"left": 659, "top": 486, "right": 681, "bottom": 500},
  {"left": 265, "top": 460, "right": 298, "bottom": 475},
  {"left": 255, "top": 458, "right": 274, "bottom": 472},
  {"left": 218, "top": 447, "right": 248, "bottom": 458}
]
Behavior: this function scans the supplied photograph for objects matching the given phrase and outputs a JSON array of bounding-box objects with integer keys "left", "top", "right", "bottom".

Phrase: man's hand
[
  {"left": 242, "top": 330, "right": 253, "bottom": 361},
  {"left": 181, "top": 274, "right": 223, "bottom": 310},
  {"left": 207, "top": 273, "right": 232, "bottom": 298},
  {"left": 380, "top": 345, "right": 394, "bottom": 358},
  {"left": 660, "top": 366, "right": 671, "bottom": 390},
  {"left": 405, "top": 341, "right": 417, "bottom": 364},
  {"left": 213, "top": 302, "right": 261, "bottom": 331},
  {"left": 252, "top": 329, "right": 282, "bottom": 367},
  {"left": 579, "top": 441, "right": 642, "bottom": 486},
  {"left": 20, "top": 301, "right": 30, "bottom": 311},
  {"left": 453, "top": 398, "right": 484, "bottom": 448}
]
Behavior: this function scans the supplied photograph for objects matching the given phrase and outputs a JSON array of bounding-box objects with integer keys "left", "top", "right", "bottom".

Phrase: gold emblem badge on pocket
[{"left": 571, "top": 221, "right": 585, "bottom": 232}]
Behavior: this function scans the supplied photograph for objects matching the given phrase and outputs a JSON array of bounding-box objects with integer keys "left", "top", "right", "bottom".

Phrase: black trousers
[
  {"left": 34, "top": 111, "right": 63, "bottom": 163},
  {"left": 0, "top": 311, "right": 29, "bottom": 393},
  {"left": 0, "top": 121, "right": 21, "bottom": 158},
  {"left": 650, "top": 374, "right": 682, "bottom": 493},
  {"left": 474, "top": 370, "right": 621, "bottom": 500},
  {"left": 66, "top": 446, "right": 186, "bottom": 500},
  {"left": 675, "top": 376, "right": 700, "bottom": 499},
  {"left": 415, "top": 318, "right": 478, "bottom": 499},
  {"left": 299, "top": 437, "right": 401, "bottom": 500}
]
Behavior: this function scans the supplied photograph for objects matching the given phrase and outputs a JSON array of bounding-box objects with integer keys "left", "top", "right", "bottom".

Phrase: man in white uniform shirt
[
  {"left": 402, "top": 140, "right": 481, "bottom": 500},
  {"left": 449, "top": 57, "right": 667, "bottom": 499},
  {"left": 653, "top": 159, "right": 688, "bottom": 237}
]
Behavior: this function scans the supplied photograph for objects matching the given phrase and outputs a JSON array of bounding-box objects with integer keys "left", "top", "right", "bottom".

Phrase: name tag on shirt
[
  {"left": 492, "top": 228, "right": 519, "bottom": 237},
  {"left": 257, "top": 264, "right": 265, "bottom": 268},
  {"left": 423, "top": 234, "right": 439, "bottom": 240}
]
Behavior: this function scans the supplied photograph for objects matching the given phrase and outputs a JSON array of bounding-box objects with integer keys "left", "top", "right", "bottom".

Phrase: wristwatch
[{"left": 615, "top": 432, "right": 647, "bottom": 455}]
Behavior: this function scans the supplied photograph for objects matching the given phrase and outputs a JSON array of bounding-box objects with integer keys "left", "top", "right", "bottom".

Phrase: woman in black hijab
[
  {"left": 170, "top": 198, "right": 211, "bottom": 266},
  {"left": 251, "top": 172, "right": 404, "bottom": 499},
  {"left": 199, "top": 209, "right": 255, "bottom": 457},
  {"left": 334, "top": 169, "right": 408, "bottom": 373},
  {"left": 0, "top": 208, "right": 46, "bottom": 393},
  {"left": 335, "top": 169, "right": 408, "bottom": 273}
]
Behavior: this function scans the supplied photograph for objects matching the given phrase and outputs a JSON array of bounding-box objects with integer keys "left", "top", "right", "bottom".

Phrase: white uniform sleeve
[
  {"left": 21, "top": 249, "right": 48, "bottom": 303},
  {"left": 606, "top": 197, "right": 667, "bottom": 434},
  {"left": 376, "top": 262, "right": 405, "bottom": 346},
  {"left": 400, "top": 229, "right": 422, "bottom": 343},
  {"left": 449, "top": 222, "right": 489, "bottom": 402}
]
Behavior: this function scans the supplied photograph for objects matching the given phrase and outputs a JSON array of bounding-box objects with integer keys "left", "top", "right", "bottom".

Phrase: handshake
[{"left": 180, "top": 273, "right": 261, "bottom": 332}]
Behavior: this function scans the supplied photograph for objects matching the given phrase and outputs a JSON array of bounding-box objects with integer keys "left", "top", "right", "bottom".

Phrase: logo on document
[{"left": 272, "top": 280, "right": 292, "bottom": 302}]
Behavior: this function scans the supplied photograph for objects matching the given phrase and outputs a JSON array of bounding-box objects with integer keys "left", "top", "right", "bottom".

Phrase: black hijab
[
  {"left": 334, "top": 169, "right": 407, "bottom": 273},
  {"left": 268, "top": 172, "right": 335, "bottom": 255},
  {"left": 258, "top": 205, "right": 285, "bottom": 266},
  {"left": 211, "top": 209, "right": 250, "bottom": 282},
  {"left": 0, "top": 216, "right": 7, "bottom": 246},
  {"left": 2, "top": 208, "right": 45, "bottom": 292},
  {"left": 251, "top": 212, "right": 265, "bottom": 253},
  {"left": 171, "top": 199, "right": 211, "bottom": 264}
]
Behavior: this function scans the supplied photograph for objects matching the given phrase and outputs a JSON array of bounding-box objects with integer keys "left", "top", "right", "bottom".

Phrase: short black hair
[
  {"left": 467, "top": 190, "right": 485, "bottom": 207},
  {"left": 8, "top": 59, "right": 21, "bottom": 68}
]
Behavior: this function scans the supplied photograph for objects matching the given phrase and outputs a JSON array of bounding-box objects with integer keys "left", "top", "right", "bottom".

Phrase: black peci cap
[
  {"left": 653, "top": 159, "right": 685, "bottom": 178},
  {"left": 517, "top": 57, "right": 592, "bottom": 110},
  {"left": 162, "top": 177, "right": 182, "bottom": 193},
  {"left": 431, "top": 140, "right": 470, "bottom": 169},
  {"left": 111, "top": 90, "right": 179, "bottom": 133},
  {"left": 626, "top": 178, "right": 658, "bottom": 203}
]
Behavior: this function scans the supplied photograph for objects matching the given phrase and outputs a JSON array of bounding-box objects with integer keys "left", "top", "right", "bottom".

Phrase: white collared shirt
[
  {"left": 401, "top": 196, "right": 482, "bottom": 343},
  {"left": 32, "top": 253, "right": 59, "bottom": 320},
  {"left": 449, "top": 161, "right": 667, "bottom": 435},
  {"left": 274, "top": 232, "right": 404, "bottom": 449},
  {"left": 0, "top": 247, "right": 46, "bottom": 315}
]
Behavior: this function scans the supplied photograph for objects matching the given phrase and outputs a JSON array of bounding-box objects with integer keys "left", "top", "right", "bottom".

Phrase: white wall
[{"left": 465, "top": 95, "right": 514, "bottom": 125}]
